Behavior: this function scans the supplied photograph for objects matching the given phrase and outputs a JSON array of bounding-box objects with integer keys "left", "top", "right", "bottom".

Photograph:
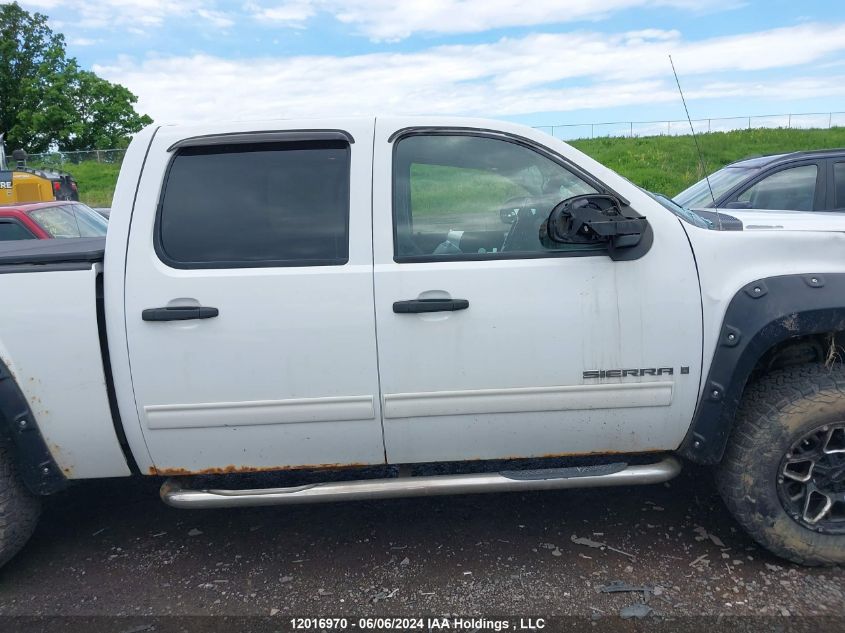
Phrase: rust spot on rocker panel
[
  {"left": 149, "top": 462, "right": 371, "bottom": 477},
  {"left": 488, "top": 448, "right": 664, "bottom": 462},
  {"left": 148, "top": 449, "right": 667, "bottom": 477}
]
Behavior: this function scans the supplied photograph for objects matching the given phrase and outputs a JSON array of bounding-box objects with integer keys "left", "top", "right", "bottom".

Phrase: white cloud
[
  {"left": 244, "top": 0, "right": 314, "bottom": 25},
  {"left": 14, "top": 0, "right": 740, "bottom": 40},
  {"left": 68, "top": 36, "right": 99, "bottom": 46},
  {"left": 195, "top": 8, "right": 235, "bottom": 29},
  {"left": 246, "top": 0, "right": 740, "bottom": 40},
  {"left": 92, "top": 21, "right": 845, "bottom": 125},
  {"left": 17, "top": 0, "right": 233, "bottom": 30}
]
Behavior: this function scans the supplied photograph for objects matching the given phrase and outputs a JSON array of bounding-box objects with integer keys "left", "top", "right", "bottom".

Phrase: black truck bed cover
[{"left": 0, "top": 237, "right": 105, "bottom": 267}]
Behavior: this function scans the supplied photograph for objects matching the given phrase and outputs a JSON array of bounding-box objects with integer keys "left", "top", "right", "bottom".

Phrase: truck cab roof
[
  {"left": 727, "top": 148, "right": 845, "bottom": 168},
  {"left": 0, "top": 200, "right": 78, "bottom": 212}
]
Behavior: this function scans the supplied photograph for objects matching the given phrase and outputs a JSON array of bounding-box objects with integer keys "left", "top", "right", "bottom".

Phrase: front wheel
[
  {"left": 0, "top": 439, "right": 41, "bottom": 567},
  {"left": 716, "top": 363, "right": 845, "bottom": 565}
]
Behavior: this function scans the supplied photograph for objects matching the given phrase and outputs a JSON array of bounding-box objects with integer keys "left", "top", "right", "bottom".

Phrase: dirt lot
[{"left": 0, "top": 463, "right": 842, "bottom": 629}]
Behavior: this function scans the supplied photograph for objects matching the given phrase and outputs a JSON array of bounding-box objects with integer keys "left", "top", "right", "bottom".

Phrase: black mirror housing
[{"left": 543, "top": 194, "right": 649, "bottom": 255}]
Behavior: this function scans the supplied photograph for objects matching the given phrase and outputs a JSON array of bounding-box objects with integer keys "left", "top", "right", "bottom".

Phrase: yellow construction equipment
[{"left": 0, "top": 134, "right": 79, "bottom": 204}]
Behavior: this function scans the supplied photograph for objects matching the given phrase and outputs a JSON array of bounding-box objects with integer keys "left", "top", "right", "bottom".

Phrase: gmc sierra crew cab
[{"left": 1, "top": 117, "right": 844, "bottom": 568}]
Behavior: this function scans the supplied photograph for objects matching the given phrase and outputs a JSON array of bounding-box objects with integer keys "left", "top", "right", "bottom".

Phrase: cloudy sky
[{"left": 12, "top": 0, "right": 845, "bottom": 129}]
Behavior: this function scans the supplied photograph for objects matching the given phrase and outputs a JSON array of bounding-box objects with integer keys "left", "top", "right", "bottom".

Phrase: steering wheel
[
  {"left": 500, "top": 196, "right": 558, "bottom": 252},
  {"left": 499, "top": 196, "right": 536, "bottom": 225}
]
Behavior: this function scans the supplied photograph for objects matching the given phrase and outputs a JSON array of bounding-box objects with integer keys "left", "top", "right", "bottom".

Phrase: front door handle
[
  {"left": 142, "top": 306, "right": 219, "bottom": 322},
  {"left": 393, "top": 298, "right": 469, "bottom": 314}
]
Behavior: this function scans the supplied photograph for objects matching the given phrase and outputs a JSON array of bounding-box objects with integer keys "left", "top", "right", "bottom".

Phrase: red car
[{"left": 0, "top": 201, "right": 108, "bottom": 240}]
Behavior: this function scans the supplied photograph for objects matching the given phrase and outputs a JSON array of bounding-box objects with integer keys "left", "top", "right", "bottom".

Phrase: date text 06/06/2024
[{"left": 288, "top": 617, "right": 547, "bottom": 630}]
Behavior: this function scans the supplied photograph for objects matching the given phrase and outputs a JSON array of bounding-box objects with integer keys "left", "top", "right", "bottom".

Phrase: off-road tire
[
  {"left": 715, "top": 363, "right": 845, "bottom": 565},
  {"left": 0, "top": 438, "right": 40, "bottom": 568}
]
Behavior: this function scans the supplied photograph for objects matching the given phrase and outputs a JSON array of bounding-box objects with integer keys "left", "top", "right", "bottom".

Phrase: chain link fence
[
  {"left": 534, "top": 111, "right": 845, "bottom": 141},
  {"left": 5, "top": 111, "right": 845, "bottom": 166},
  {"left": 4, "top": 148, "right": 127, "bottom": 168}
]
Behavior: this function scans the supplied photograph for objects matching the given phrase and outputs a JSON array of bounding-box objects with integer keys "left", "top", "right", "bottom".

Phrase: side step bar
[{"left": 160, "top": 456, "right": 681, "bottom": 509}]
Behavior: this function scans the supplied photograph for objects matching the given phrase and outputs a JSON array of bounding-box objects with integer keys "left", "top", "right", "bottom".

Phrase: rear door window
[
  {"left": 735, "top": 164, "right": 819, "bottom": 211},
  {"left": 28, "top": 204, "right": 107, "bottom": 238},
  {"left": 157, "top": 141, "right": 350, "bottom": 268},
  {"left": 29, "top": 206, "right": 82, "bottom": 237},
  {"left": 0, "top": 219, "right": 36, "bottom": 240},
  {"left": 834, "top": 162, "right": 845, "bottom": 210},
  {"left": 70, "top": 204, "right": 108, "bottom": 236}
]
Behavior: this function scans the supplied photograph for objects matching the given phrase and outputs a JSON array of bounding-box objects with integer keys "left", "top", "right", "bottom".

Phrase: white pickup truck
[{"left": 1, "top": 117, "right": 844, "bottom": 568}]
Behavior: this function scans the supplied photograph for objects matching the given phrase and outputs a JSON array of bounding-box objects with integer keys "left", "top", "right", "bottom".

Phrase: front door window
[{"left": 393, "top": 134, "right": 598, "bottom": 259}]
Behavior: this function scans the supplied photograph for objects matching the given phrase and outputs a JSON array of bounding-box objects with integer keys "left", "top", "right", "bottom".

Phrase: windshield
[
  {"left": 29, "top": 203, "right": 108, "bottom": 238},
  {"left": 646, "top": 191, "right": 713, "bottom": 229},
  {"left": 674, "top": 165, "right": 759, "bottom": 209}
]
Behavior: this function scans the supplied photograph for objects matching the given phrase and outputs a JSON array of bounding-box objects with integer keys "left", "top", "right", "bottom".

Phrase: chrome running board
[{"left": 160, "top": 456, "right": 681, "bottom": 509}]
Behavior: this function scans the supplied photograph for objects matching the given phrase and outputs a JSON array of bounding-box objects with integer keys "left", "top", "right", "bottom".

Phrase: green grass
[
  {"left": 410, "top": 163, "right": 527, "bottom": 216},
  {"left": 40, "top": 127, "right": 845, "bottom": 207},
  {"left": 571, "top": 127, "right": 845, "bottom": 196},
  {"left": 56, "top": 161, "right": 121, "bottom": 207},
  {"left": 24, "top": 159, "right": 121, "bottom": 207}
]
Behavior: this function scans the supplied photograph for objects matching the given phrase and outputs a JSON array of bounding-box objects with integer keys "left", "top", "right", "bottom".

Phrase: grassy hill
[
  {"left": 571, "top": 127, "right": 845, "bottom": 197},
  {"left": 59, "top": 126, "right": 845, "bottom": 207},
  {"left": 65, "top": 161, "right": 122, "bottom": 207}
]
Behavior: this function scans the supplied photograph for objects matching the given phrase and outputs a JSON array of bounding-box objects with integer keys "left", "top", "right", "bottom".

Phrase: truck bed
[
  {"left": 0, "top": 236, "right": 130, "bottom": 481},
  {"left": 0, "top": 236, "right": 105, "bottom": 267}
]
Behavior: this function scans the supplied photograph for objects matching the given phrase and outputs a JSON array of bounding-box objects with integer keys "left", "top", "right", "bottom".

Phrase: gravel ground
[{"left": 0, "top": 463, "right": 842, "bottom": 624}]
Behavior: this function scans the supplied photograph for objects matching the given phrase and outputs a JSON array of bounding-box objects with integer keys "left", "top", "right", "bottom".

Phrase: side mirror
[{"left": 543, "top": 194, "right": 648, "bottom": 252}]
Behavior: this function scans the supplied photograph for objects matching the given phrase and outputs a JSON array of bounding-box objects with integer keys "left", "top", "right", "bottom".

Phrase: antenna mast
[{"left": 669, "top": 55, "right": 721, "bottom": 228}]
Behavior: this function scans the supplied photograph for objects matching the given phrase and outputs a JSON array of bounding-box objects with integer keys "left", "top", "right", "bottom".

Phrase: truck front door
[
  {"left": 372, "top": 119, "right": 703, "bottom": 464},
  {"left": 123, "top": 120, "right": 385, "bottom": 473}
]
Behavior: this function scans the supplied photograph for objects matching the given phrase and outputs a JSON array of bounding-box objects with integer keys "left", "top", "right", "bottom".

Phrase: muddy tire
[
  {"left": 716, "top": 363, "right": 845, "bottom": 565},
  {"left": 0, "top": 438, "right": 40, "bottom": 567}
]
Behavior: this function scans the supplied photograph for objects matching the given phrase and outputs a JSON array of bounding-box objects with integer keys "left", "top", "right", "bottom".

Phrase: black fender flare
[
  {"left": 0, "top": 357, "right": 67, "bottom": 495},
  {"left": 680, "top": 273, "right": 845, "bottom": 464}
]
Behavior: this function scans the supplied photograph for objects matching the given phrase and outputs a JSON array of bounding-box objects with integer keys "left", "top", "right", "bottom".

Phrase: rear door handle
[
  {"left": 142, "top": 306, "right": 219, "bottom": 321},
  {"left": 393, "top": 299, "right": 469, "bottom": 314}
]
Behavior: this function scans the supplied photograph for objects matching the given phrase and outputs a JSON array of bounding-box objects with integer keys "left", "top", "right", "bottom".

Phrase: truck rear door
[{"left": 122, "top": 120, "right": 385, "bottom": 474}]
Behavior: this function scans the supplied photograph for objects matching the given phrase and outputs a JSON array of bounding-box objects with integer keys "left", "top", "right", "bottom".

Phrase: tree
[
  {"left": 49, "top": 61, "right": 153, "bottom": 151},
  {"left": 0, "top": 2, "right": 151, "bottom": 153},
  {"left": 0, "top": 2, "right": 65, "bottom": 152}
]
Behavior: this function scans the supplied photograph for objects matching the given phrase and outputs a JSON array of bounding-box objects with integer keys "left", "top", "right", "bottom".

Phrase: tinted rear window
[
  {"left": 835, "top": 162, "right": 845, "bottom": 210},
  {"left": 157, "top": 141, "right": 350, "bottom": 268},
  {"left": 0, "top": 220, "right": 35, "bottom": 241}
]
